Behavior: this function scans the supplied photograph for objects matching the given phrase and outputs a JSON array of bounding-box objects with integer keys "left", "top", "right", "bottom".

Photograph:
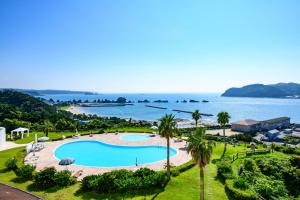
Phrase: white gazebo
[
  {"left": 11, "top": 127, "right": 30, "bottom": 140},
  {"left": 0, "top": 127, "right": 6, "bottom": 148}
]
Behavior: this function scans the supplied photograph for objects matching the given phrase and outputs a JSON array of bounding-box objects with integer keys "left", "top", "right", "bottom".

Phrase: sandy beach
[{"left": 65, "top": 106, "right": 82, "bottom": 115}]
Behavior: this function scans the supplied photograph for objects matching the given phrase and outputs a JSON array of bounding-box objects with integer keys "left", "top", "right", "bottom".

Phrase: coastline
[{"left": 65, "top": 105, "right": 82, "bottom": 115}]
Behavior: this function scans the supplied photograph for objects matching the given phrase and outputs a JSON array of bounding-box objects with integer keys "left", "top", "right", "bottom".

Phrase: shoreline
[{"left": 65, "top": 105, "right": 82, "bottom": 115}]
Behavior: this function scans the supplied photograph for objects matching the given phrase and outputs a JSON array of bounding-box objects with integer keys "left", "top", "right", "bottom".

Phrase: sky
[{"left": 0, "top": 0, "right": 300, "bottom": 93}]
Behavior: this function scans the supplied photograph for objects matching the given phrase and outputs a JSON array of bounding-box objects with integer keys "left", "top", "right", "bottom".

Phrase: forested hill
[
  {"left": 0, "top": 88, "right": 96, "bottom": 96},
  {"left": 222, "top": 83, "right": 300, "bottom": 98},
  {"left": 0, "top": 90, "right": 73, "bottom": 131},
  {"left": 0, "top": 90, "right": 150, "bottom": 132}
]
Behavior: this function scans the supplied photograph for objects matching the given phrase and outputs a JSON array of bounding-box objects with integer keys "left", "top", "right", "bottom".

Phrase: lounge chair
[
  {"left": 72, "top": 134, "right": 80, "bottom": 139},
  {"left": 72, "top": 170, "right": 83, "bottom": 178}
]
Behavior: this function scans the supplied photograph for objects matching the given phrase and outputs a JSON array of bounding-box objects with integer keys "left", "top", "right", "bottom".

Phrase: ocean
[{"left": 38, "top": 93, "right": 300, "bottom": 123}]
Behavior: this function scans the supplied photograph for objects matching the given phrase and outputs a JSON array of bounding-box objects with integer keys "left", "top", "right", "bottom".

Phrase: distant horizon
[{"left": 2, "top": 82, "right": 300, "bottom": 94}]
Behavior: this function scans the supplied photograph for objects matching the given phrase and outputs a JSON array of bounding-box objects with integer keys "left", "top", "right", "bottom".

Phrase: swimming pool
[
  {"left": 54, "top": 140, "right": 177, "bottom": 167},
  {"left": 120, "top": 133, "right": 150, "bottom": 141}
]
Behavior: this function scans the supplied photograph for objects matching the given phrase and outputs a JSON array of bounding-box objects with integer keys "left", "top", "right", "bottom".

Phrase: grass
[
  {"left": 14, "top": 127, "right": 154, "bottom": 144},
  {"left": 0, "top": 141, "right": 289, "bottom": 200}
]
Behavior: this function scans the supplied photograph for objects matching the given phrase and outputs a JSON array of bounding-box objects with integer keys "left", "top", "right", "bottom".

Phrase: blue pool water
[
  {"left": 121, "top": 134, "right": 150, "bottom": 141},
  {"left": 54, "top": 140, "right": 177, "bottom": 167}
]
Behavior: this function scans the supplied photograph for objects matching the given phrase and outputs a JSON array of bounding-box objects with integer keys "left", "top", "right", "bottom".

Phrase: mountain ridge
[{"left": 222, "top": 83, "right": 300, "bottom": 98}]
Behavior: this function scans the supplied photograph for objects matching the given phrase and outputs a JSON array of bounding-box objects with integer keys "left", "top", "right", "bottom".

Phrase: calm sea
[{"left": 38, "top": 93, "right": 300, "bottom": 123}]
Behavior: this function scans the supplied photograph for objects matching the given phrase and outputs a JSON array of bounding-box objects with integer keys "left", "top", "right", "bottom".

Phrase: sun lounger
[
  {"left": 72, "top": 170, "right": 83, "bottom": 178},
  {"left": 72, "top": 134, "right": 81, "bottom": 139}
]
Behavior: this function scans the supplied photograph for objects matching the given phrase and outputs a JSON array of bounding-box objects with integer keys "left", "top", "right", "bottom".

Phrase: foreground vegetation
[{"left": 2, "top": 140, "right": 297, "bottom": 200}]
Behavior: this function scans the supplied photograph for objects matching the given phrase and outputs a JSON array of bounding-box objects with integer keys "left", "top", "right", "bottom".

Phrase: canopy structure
[{"left": 11, "top": 127, "right": 30, "bottom": 140}]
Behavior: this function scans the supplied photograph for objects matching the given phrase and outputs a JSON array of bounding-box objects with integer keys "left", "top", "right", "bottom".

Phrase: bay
[{"left": 38, "top": 93, "right": 300, "bottom": 123}]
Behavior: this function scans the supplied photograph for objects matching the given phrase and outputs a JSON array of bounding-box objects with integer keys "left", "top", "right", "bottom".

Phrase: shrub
[
  {"left": 282, "top": 168, "right": 300, "bottom": 197},
  {"left": 53, "top": 170, "right": 76, "bottom": 187},
  {"left": 242, "top": 159, "right": 259, "bottom": 173},
  {"left": 290, "top": 155, "right": 300, "bottom": 168},
  {"left": 225, "top": 180, "right": 257, "bottom": 200},
  {"left": 15, "top": 164, "right": 36, "bottom": 180},
  {"left": 81, "top": 175, "right": 99, "bottom": 191},
  {"left": 81, "top": 168, "right": 168, "bottom": 193},
  {"left": 282, "top": 147, "right": 295, "bottom": 154},
  {"left": 34, "top": 167, "right": 57, "bottom": 189},
  {"left": 216, "top": 160, "right": 233, "bottom": 180},
  {"left": 171, "top": 169, "right": 180, "bottom": 177},
  {"left": 253, "top": 176, "right": 289, "bottom": 199},
  {"left": 233, "top": 177, "right": 249, "bottom": 190},
  {"left": 5, "top": 157, "right": 18, "bottom": 171},
  {"left": 173, "top": 160, "right": 195, "bottom": 173}
]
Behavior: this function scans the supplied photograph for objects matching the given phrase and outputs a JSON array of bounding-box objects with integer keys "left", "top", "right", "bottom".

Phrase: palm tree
[
  {"left": 43, "top": 120, "right": 54, "bottom": 137},
  {"left": 192, "top": 110, "right": 201, "bottom": 127},
  {"left": 217, "top": 112, "right": 231, "bottom": 157},
  {"left": 271, "top": 142, "right": 276, "bottom": 153},
  {"left": 187, "top": 128, "right": 214, "bottom": 200},
  {"left": 159, "top": 114, "right": 177, "bottom": 180}
]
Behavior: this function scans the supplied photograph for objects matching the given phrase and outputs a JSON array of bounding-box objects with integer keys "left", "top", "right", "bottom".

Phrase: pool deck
[{"left": 24, "top": 133, "right": 191, "bottom": 180}]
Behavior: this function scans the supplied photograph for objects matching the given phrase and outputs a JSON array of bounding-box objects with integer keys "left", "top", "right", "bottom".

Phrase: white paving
[{"left": 25, "top": 133, "right": 191, "bottom": 180}]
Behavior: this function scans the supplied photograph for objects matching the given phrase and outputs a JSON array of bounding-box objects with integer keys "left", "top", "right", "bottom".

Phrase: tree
[
  {"left": 217, "top": 112, "right": 231, "bottom": 158},
  {"left": 43, "top": 120, "right": 54, "bottom": 137},
  {"left": 271, "top": 142, "right": 276, "bottom": 153},
  {"left": 187, "top": 128, "right": 214, "bottom": 200},
  {"left": 159, "top": 114, "right": 177, "bottom": 180},
  {"left": 192, "top": 110, "right": 201, "bottom": 127}
]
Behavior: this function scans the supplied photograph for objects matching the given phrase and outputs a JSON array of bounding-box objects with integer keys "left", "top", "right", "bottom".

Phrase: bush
[
  {"left": 173, "top": 160, "right": 195, "bottom": 173},
  {"left": 5, "top": 157, "right": 18, "bottom": 171},
  {"left": 290, "top": 155, "right": 300, "bottom": 168},
  {"left": 282, "top": 168, "right": 300, "bottom": 197},
  {"left": 53, "top": 170, "right": 76, "bottom": 187},
  {"left": 34, "top": 167, "right": 57, "bottom": 189},
  {"left": 81, "top": 168, "right": 168, "bottom": 193},
  {"left": 253, "top": 176, "right": 289, "bottom": 199},
  {"left": 171, "top": 169, "right": 180, "bottom": 177},
  {"left": 216, "top": 160, "right": 233, "bottom": 180},
  {"left": 15, "top": 165, "right": 36, "bottom": 180},
  {"left": 233, "top": 177, "right": 249, "bottom": 190},
  {"left": 242, "top": 159, "right": 259, "bottom": 173},
  {"left": 225, "top": 180, "right": 257, "bottom": 200},
  {"left": 81, "top": 175, "right": 99, "bottom": 191}
]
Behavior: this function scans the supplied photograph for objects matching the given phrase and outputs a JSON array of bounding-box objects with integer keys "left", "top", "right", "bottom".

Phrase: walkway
[
  {"left": 0, "top": 183, "right": 42, "bottom": 200},
  {"left": 0, "top": 142, "right": 26, "bottom": 152}
]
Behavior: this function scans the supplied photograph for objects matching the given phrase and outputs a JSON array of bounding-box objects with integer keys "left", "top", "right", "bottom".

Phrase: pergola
[{"left": 11, "top": 127, "right": 30, "bottom": 140}]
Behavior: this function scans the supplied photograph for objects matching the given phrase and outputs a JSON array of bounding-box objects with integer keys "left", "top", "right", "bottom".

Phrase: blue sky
[{"left": 1, "top": 0, "right": 300, "bottom": 93}]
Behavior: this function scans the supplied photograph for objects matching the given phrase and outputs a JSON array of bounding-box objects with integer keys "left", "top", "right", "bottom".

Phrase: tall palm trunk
[
  {"left": 167, "top": 136, "right": 170, "bottom": 179},
  {"left": 195, "top": 120, "right": 198, "bottom": 127},
  {"left": 222, "top": 126, "right": 227, "bottom": 157},
  {"left": 200, "top": 163, "right": 204, "bottom": 200}
]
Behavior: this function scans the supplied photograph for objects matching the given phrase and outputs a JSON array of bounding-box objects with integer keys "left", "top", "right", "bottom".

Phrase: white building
[{"left": 0, "top": 127, "right": 6, "bottom": 148}]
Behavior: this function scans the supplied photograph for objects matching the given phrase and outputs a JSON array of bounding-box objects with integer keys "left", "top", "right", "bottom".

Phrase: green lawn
[
  {"left": 0, "top": 142, "right": 280, "bottom": 200},
  {"left": 14, "top": 127, "right": 154, "bottom": 144}
]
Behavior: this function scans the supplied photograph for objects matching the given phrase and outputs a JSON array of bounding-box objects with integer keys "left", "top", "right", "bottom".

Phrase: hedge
[
  {"left": 225, "top": 180, "right": 257, "bottom": 200},
  {"left": 81, "top": 168, "right": 168, "bottom": 193},
  {"left": 172, "top": 160, "right": 195, "bottom": 173}
]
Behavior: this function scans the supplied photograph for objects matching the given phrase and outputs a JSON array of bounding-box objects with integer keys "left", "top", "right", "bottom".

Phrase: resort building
[
  {"left": 231, "top": 117, "right": 291, "bottom": 133},
  {"left": 260, "top": 117, "right": 291, "bottom": 131},
  {"left": 231, "top": 119, "right": 260, "bottom": 132},
  {"left": 0, "top": 127, "right": 6, "bottom": 148}
]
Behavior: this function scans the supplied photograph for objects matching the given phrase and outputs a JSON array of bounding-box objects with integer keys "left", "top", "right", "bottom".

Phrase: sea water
[{"left": 39, "top": 93, "right": 300, "bottom": 123}]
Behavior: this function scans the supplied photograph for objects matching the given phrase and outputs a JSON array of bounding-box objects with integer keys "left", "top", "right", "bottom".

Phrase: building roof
[
  {"left": 232, "top": 119, "right": 259, "bottom": 126},
  {"left": 11, "top": 127, "right": 29, "bottom": 133},
  {"left": 261, "top": 117, "right": 290, "bottom": 124},
  {"left": 268, "top": 129, "right": 280, "bottom": 134}
]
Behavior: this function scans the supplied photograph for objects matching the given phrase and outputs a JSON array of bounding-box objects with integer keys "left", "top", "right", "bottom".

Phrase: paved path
[
  {"left": 0, "top": 183, "right": 42, "bottom": 200},
  {"left": 0, "top": 142, "right": 26, "bottom": 152}
]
